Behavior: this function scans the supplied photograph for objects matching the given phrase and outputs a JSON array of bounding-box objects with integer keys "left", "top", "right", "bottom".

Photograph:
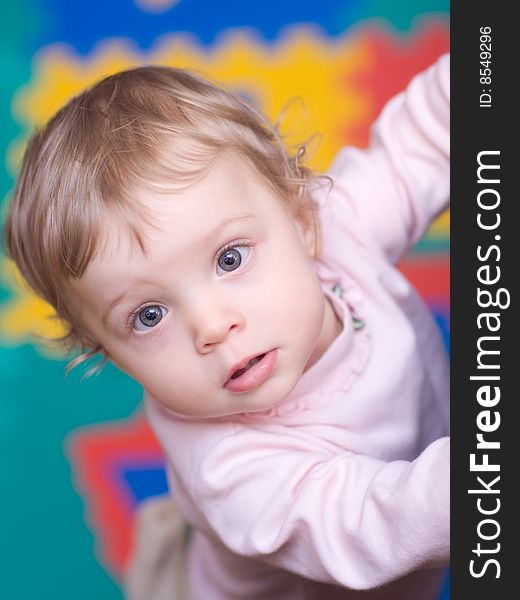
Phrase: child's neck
[{"left": 304, "top": 294, "right": 343, "bottom": 371}]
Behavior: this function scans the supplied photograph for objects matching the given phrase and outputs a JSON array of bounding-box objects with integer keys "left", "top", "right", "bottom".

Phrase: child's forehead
[
  {"left": 94, "top": 155, "right": 285, "bottom": 257},
  {"left": 138, "top": 153, "right": 284, "bottom": 219}
]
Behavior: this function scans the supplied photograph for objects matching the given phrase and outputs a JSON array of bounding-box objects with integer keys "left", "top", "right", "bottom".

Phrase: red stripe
[{"left": 398, "top": 255, "right": 450, "bottom": 300}]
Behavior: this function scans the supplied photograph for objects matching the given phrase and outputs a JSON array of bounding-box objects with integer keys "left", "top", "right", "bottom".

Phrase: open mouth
[
  {"left": 230, "top": 353, "right": 266, "bottom": 379},
  {"left": 224, "top": 349, "right": 277, "bottom": 393}
]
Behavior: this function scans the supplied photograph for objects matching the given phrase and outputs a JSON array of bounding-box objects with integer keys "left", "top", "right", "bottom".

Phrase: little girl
[{"left": 4, "top": 53, "right": 450, "bottom": 599}]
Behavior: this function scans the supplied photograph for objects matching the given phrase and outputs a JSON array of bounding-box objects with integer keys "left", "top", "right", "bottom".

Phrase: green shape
[
  {"left": 343, "top": 0, "right": 449, "bottom": 33},
  {"left": 1, "top": 344, "right": 140, "bottom": 599}
]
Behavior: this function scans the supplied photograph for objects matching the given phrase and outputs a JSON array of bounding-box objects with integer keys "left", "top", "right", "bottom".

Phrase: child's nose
[{"left": 189, "top": 299, "right": 245, "bottom": 354}]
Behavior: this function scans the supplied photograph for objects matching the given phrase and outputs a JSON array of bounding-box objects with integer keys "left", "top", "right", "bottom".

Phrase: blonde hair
[{"left": 3, "top": 65, "right": 321, "bottom": 373}]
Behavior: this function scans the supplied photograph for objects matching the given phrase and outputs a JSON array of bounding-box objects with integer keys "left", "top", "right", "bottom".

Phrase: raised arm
[
  {"left": 327, "top": 53, "right": 450, "bottom": 263},
  {"left": 192, "top": 426, "right": 449, "bottom": 590}
]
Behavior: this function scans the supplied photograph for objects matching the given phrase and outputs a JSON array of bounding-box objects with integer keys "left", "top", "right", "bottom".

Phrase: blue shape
[
  {"left": 431, "top": 306, "right": 450, "bottom": 356},
  {"left": 34, "top": 0, "right": 338, "bottom": 54},
  {"left": 122, "top": 463, "right": 169, "bottom": 504},
  {"left": 34, "top": 0, "right": 448, "bottom": 55},
  {"left": 439, "top": 569, "right": 450, "bottom": 599}
]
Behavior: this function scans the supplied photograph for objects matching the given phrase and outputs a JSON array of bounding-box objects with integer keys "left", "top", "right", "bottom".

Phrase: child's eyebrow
[
  {"left": 101, "top": 212, "right": 257, "bottom": 326},
  {"left": 195, "top": 212, "right": 257, "bottom": 247}
]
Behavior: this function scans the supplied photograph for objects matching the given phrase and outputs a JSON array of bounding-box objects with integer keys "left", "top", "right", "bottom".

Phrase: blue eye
[
  {"left": 217, "top": 245, "right": 251, "bottom": 274},
  {"left": 134, "top": 305, "right": 167, "bottom": 331}
]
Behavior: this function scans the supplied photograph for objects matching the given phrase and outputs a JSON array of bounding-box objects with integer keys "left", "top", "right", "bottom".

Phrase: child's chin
[{"left": 244, "top": 376, "right": 300, "bottom": 416}]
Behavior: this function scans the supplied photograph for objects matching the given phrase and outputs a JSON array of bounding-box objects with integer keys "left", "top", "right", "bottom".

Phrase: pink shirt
[{"left": 146, "top": 53, "right": 450, "bottom": 599}]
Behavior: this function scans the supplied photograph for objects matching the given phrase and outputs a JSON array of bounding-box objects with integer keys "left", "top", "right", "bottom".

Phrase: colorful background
[{"left": 0, "top": 1, "right": 449, "bottom": 598}]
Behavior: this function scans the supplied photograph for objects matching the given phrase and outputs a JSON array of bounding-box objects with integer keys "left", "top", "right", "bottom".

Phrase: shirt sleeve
[
  {"left": 192, "top": 426, "right": 450, "bottom": 590},
  {"left": 327, "top": 53, "right": 450, "bottom": 264}
]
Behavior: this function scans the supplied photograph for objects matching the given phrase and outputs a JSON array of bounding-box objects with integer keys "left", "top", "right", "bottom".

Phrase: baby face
[{"left": 69, "top": 157, "right": 341, "bottom": 417}]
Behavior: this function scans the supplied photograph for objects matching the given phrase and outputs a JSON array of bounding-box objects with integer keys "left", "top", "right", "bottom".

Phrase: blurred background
[{"left": 0, "top": 1, "right": 449, "bottom": 598}]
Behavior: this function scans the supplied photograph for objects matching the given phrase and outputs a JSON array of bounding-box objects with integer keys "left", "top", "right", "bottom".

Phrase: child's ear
[
  {"left": 77, "top": 331, "right": 99, "bottom": 352},
  {"left": 78, "top": 335, "right": 120, "bottom": 369},
  {"left": 294, "top": 212, "right": 319, "bottom": 259},
  {"left": 76, "top": 330, "right": 108, "bottom": 360}
]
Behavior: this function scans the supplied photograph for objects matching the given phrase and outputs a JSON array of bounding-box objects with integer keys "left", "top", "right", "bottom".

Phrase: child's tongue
[{"left": 231, "top": 354, "right": 265, "bottom": 379}]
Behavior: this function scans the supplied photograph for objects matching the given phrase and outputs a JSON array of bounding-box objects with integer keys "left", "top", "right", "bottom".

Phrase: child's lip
[
  {"left": 225, "top": 351, "right": 268, "bottom": 384},
  {"left": 223, "top": 349, "right": 277, "bottom": 392}
]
